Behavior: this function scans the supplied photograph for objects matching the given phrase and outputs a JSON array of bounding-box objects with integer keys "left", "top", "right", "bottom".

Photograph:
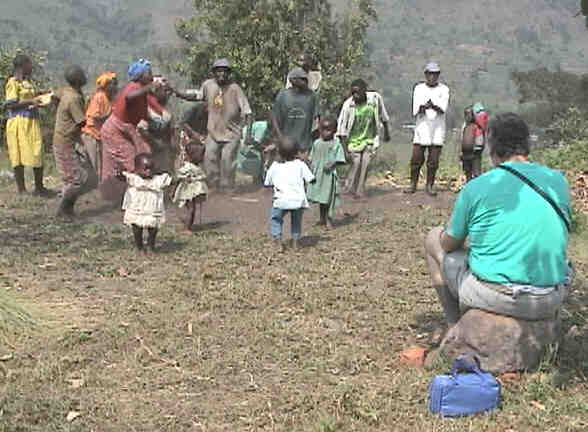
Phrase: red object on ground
[{"left": 400, "top": 346, "right": 428, "bottom": 367}]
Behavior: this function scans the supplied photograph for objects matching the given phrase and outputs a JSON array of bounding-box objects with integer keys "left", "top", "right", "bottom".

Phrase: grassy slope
[{"left": 0, "top": 178, "right": 587, "bottom": 431}]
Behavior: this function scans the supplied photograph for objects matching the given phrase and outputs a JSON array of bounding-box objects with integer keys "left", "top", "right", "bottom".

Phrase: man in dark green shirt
[{"left": 272, "top": 67, "right": 319, "bottom": 153}]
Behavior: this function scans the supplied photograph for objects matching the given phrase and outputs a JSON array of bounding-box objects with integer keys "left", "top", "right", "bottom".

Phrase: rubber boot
[
  {"left": 14, "top": 166, "right": 26, "bottom": 194},
  {"left": 33, "top": 167, "right": 51, "bottom": 197},
  {"left": 404, "top": 165, "right": 420, "bottom": 194},
  {"left": 56, "top": 190, "right": 77, "bottom": 219},
  {"left": 426, "top": 168, "right": 438, "bottom": 196}
]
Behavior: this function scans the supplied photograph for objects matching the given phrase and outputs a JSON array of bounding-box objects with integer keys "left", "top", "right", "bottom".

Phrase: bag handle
[
  {"left": 497, "top": 164, "right": 571, "bottom": 232},
  {"left": 451, "top": 354, "right": 482, "bottom": 376}
]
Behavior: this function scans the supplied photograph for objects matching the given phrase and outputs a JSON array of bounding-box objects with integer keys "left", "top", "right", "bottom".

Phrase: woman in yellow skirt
[{"left": 4, "top": 54, "right": 51, "bottom": 196}]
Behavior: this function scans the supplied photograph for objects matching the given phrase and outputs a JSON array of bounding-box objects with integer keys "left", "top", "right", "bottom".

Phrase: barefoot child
[
  {"left": 264, "top": 138, "right": 315, "bottom": 250},
  {"left": 118, "top": 153, "right": 172, "bottom": 253},
  {"left": 173, "top": 142, "right": 208, "bottom": 232},
  {"left": 307, "top": 117, "right": 346, "bottom": 228}
]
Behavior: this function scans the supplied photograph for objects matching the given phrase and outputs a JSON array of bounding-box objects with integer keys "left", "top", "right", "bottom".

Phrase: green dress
[{"left": 307, "top": 137, "right": 346, "bottom": 218}]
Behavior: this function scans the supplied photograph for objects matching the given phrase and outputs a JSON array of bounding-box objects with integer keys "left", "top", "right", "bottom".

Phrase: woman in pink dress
[{"left": 100, "top": 59, "right": 161, "bottom": 201}]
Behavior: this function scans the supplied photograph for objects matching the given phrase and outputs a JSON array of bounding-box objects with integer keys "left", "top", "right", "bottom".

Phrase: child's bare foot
[
  {"left": 326, "top": 219, "right": 334, "bottom": 230},
  {"left": 179, "top": 228, "right": 193, "bottom": 235}
]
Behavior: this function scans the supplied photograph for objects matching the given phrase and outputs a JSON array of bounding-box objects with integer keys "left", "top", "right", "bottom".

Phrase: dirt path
[{"left": 72, "top": 181, "right": 455, "bottom": 235}]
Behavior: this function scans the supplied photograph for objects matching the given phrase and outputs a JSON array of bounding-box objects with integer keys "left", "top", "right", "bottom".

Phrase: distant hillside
[
  {"left": 0, "top": 0, "right": 189, "bottom": 79},
  {"left": 364, "top": 0, "right": 588, "bottom": 124},
  {"left": 3, "top": 0, "right": 588, "bottom": 126}
]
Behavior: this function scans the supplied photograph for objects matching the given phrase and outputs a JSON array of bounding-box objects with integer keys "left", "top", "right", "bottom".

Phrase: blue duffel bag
[{"left": 428, "top": 355, "right": 501, "bottom": 417}]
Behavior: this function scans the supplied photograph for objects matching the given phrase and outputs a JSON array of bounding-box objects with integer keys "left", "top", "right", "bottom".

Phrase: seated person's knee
[{"left": 425, "top": 226, "right": 444, "bottom": 255}]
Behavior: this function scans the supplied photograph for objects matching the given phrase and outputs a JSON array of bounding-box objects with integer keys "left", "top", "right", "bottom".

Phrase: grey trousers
[
  {"left": 441, "top": 249, "right": 567, "bottom": 323},
  {"left": 344, "top": 147, "right": 373, "bottom": 195},
  {"left": 205, "top": 136, "right": 239, "bottom": 189}
]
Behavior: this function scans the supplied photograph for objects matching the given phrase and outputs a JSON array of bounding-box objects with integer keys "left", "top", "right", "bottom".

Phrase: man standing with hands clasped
[{"left": 406, "top": 62, "right": 450, "bottom": 196}]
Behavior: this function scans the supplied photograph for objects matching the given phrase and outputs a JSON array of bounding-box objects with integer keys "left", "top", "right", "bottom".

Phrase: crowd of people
[
  {"left": 2, "top": 53, "right": 401, "bottom": 247},
  {"left": 3, "top": 53, "right": 575, "bottom": 334}
]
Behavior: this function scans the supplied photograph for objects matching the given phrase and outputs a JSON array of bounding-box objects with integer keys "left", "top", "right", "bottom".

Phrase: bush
[
  {"left": 532, "top": 106, "right": 588, "bottom": 233},
  {"left": 533, "top": 107, "right": 588, "bottom": 172}
]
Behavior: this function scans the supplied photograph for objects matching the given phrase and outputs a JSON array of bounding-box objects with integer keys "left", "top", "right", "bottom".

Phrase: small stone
[{"left": 66, "top": 411, "right": 81, "bottom": 422}]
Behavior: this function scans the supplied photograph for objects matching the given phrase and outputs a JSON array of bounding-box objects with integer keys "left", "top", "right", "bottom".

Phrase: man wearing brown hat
[
  {"left": 406, "top": 61, "right": 450, "bottom": 196},
  {"left": 196, "top": 58, "right": 252, "bottom": 192},
  {"left": 272, "top": 67, "right": 320, "bottom": 154}
]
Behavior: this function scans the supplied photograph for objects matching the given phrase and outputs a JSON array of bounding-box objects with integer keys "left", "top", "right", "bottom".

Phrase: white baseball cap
[{"left": 424, "top": 61, "right": 441, "bottom": 73}]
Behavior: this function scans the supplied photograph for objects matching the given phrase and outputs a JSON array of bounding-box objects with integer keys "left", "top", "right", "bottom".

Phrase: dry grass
[{"left": 0, "top": 181, "right": 587, "bottom": 431}]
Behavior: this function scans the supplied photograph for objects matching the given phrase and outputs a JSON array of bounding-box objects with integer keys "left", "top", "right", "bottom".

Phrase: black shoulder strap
[{"left": 498, "top": 164, "right": 571, "bottom": 232}]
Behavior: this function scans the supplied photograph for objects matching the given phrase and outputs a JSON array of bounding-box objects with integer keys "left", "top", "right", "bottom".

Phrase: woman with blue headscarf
[{"left": 100, "top": 59, "right": 161, "bottom": 201}]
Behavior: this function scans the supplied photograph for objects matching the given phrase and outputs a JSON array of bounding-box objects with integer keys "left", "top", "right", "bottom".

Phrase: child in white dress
[
  {"left": 173, "top": 142, "right": 208, "bottom": 232},
  {"left": 119, "top": 152, "right": 172, "bottom": 253}
]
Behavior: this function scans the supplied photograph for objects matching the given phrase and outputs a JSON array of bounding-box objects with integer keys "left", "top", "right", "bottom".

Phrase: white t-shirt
[
  {"left": 412, "top": 82, "right": 450, "bottom": 146},
  {"left": 264, "top": 160, "right": 315, "bottom": 209}
]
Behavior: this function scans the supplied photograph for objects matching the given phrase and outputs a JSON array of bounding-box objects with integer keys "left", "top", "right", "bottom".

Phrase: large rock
[{"left": 439, "top": 309, "right": 561, "bottom": 374}]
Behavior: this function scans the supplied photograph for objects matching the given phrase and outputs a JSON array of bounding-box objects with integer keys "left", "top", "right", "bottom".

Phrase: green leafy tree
[
  {"left": 511, "top": 67, "right": 588, "bottom": 127},
  {"left": 175, "top": 0, "right": 376, "bottom": 116}
]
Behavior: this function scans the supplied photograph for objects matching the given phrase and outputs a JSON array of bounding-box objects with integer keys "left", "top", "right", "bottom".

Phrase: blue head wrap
[{"left": 128, "top": 59, "right": 152, "bottom": 81}]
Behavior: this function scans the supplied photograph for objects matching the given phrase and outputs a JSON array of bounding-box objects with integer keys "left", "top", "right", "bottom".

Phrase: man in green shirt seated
[{"left": 425, "top": 113, "right": 572, "bottom": 331}]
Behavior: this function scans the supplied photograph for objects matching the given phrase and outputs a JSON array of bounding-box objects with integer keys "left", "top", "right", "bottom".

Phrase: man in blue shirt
[{"left": 425, "top": 113, "right": 571, "bottom": 329}]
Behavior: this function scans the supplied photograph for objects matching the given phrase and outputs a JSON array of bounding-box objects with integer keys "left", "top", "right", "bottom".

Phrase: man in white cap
[
  {"left": 272, "top": 66, "right": 320, "bottom": 154},
  {"left": 406, "top": 61, "right": 450, "bottom": 196},
  {"left": 186, "top": 58, "right": 252, "bottom": 192}
]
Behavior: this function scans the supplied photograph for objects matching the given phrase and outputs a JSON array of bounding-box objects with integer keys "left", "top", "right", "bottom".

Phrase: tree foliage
[
  {"left": 511, "top": 68, "right": 588, "bottom": 126},
  {"left": 175, "top": 0, "right": 376, "bottom": 116}
]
